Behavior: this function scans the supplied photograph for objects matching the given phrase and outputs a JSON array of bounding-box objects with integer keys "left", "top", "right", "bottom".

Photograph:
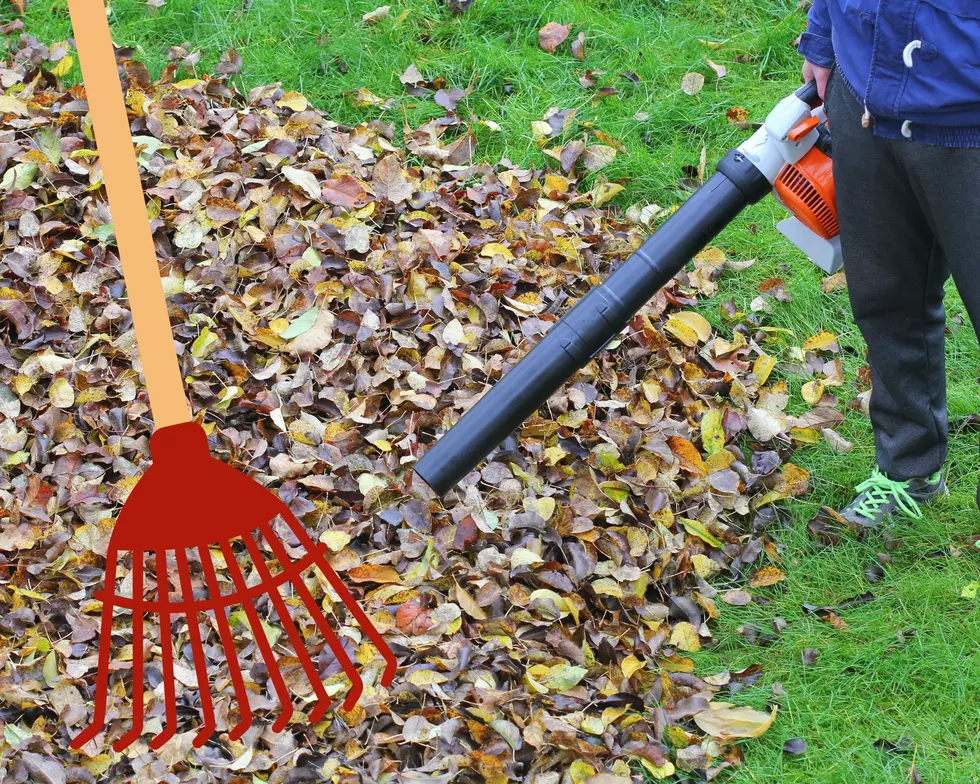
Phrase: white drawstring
[
  {"left": 903, "top": 40, "right": 923, "bottom": 68},
  {"left": 857, "top": 41, "right": 921, "bottom": 137},
  {"left": 898, "top": 41, "right": 922, "bottom": 138}
]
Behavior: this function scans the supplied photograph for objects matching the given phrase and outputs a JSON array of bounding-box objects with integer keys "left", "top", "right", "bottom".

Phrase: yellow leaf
[
  {"left": 674, "top": 311, "right": 712, "bottom": 340},
  {"left": 601, "top": 706, "right": 629, "bottom": 728},
  {"left": 621, "top": 654, "right": 645, "bottom": 679},
  {"left": 544, "top": 445, "right": 567, "bottom": 465},
  {"left": 50, "top": 55, "right": 74, "bottom": 78},
  {"left": 694, "top": 704, "right": 778, "bottom": 740},
  {"left": 700, "top": 409, "right": 725, "bottom": 455},
  {"left": 542, "top": 662, "right": 588, "bottom": 691},
  {"left": 665, "top": 311, "right": 711, "bottom": 346},
  {"left": 481, "top": 242, "right": 514, "bottom": 260},
  {"left": 753, "top": 353, "right": 777, "bottom": 385},
  {"left": 49, "top": 377, "right": 74, "bottom": 409},
  {"left": 803, "top": 331, "right": 839, "bottom": 352},
  {"left": 696, "top": 246, "right": 727, "bottom": 266},
  {"left": 580, "top": 715, "right": 606, "bottom": 735},
  {"left": 43, "top": 650, "right": 58, "bottom": 687},
  {"left": 681, "top": 71, "right": 705, "bottom": 95},
  {"left": 790, "top": 427, "right": 821, "bottom": 444},
  {"left": 351, "top": 86, "right": 387, "bottom": 107},
  {"left": 591, "top": 577, "right": 623, "bottom": 598},
  {"left": 669, "top": 621, "right": 701, "bottom": 652},
  {"left": 749, "top": 566, "right": 787, "bottom": 588},
  {"left": 569, "top": 760, "right": 598, "bottom": 784},
  {"left": 511, "top": 547, "right": 544, "bottom": 568},
  {"left": 582, "top": 144, "right": 617, "bottom": 171},
  {"left": 639, "top": 759, "right": 676, "bottom": 779},
  {"left": 80, "top": 755, "right": 112, "bottom": 777},
  {"left": 692, "top": 553, "right": 720, "bottom": 578},
  {"left": 191, "top": 326, "right": 221, "bottom": 358},
  {"left": 407, "top": 669, "right": 448, "bottom": 687},
  {"left": 525, "top": 664, "right": 550, "bottom": 694},
  {"left": 703, "top": 450, "right": 735, "bottom": 473},
  {"left": 801, "top": 379, "right": 825, "bottom": 405},
  {"left": 524, "top": 496, "right": 556, "bottom": 521},
  {"left": 362, "top": 4, "right": 391, "bottom": 24},
  {"left": 679, "top": 517, "right": 723, "bottom": 548},
  {"left": 591, "top": 182, "right": 624, "bottom": 207},
  {"left": 544, "top": 173, "right": 569, "bottom": 193},
  {"left": 214, "top": 385, "right": 242, "bottom": 411},
  {"left": 347, "top": 565, "right": 401, "bottom": 584},
  {"left": 456, "top": 583, "right": 488, "bottom": 619},
  {"left": 443, "top": 318, "right": 468, "bottom": 346},
  {"left": 530, "top": 120, "right": 552, "bottom": 143},
  {"left": 318, "top": 530, "right": 352, "bottom": 552},
  {"left": 0, "top": 95, "right": 28, "bottom": 115},
  {"left": 642, "top": 379, "right": 662, "bottom": 403},
  {"left": 753, "top": 463, "right": 811, "bottom": 508},
  {"left": 528, "top": 589, "right": 570, "bottom": 617},
  {"left": 277, "top": 91, "right": 309, "bottom": 112}
]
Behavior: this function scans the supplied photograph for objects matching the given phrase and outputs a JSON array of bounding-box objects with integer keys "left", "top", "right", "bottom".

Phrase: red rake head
[{"left": 69, "top": 422, "right": 397, "bottom": 752}]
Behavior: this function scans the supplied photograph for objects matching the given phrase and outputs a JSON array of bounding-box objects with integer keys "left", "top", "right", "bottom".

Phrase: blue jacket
[{"left": 799, "top": 0, "right": 980, "bottom": 147}]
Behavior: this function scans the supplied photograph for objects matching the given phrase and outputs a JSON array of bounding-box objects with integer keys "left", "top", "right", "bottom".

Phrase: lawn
[{"left": 10, "top": 0, "right": 980, "bottom": 781}]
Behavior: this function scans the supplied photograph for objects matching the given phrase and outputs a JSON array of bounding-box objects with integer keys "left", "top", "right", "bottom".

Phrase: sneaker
[{"left": 839, "top": 466, "right": 947, "bottom": 529}]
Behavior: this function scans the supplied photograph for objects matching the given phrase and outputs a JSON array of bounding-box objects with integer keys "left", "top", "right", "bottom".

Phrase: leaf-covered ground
[
  {"left": 2, "top": 2, "right": 980, "bottom": 784},
  {"left": 0, "top": 14, "right": 852, "bottom": 784}
]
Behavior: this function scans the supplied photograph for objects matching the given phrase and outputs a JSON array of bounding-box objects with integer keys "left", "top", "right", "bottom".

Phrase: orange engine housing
[{"left": 774, "top": 146, "right": 838, "bottom": 240}]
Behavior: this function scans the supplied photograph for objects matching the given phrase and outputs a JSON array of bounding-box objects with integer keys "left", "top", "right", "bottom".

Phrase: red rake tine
[
  {"left": 259, "top": 520, "right": 366, "bottom": 710},
  {"left": 68, "top": 547, "right": 117, "bottom": 751},
  {"left": 280, "top": 509, "right": 398, "bottom": 688},
  {"left": 112, "top": 550, "right": 145, "bottom": 753},
  {"left": 197, "top": 543, "right": 253, "bottom": 740},
  {"left": 243, "top": 532, "right": 332, "bottom": 723},
  {"left": 150, "top": 550, "right": 178, "bottom": 750},
  {"left": 220, "top": 539, "right": 295, "bottom": 732},
  {"left": 175, "top": 548, "right": 217, "bottom": 747}
]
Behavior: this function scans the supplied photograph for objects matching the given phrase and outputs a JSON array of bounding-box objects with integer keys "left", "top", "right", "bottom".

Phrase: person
[{"left": 798, "top": 1, "right": 980, "bottom": 528}]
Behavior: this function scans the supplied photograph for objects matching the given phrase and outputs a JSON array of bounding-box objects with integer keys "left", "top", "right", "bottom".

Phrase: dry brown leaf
[{"left": 539, "top": 21, "right": 572, "bottom": 53}]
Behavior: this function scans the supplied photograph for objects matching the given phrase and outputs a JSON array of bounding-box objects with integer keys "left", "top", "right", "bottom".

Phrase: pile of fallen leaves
[{"left": 0, "top": 23, "right": 850, "bottom": 784}]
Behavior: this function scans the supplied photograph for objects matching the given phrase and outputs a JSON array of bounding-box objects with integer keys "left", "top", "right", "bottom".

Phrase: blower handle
[
  {"left": 68, "top": 0, "right": 191, "bottom": 428},
  {"left": 795, "top": 79, "right": 823, "bottom": 109},
  {"left": 414, "top": 150, "right": 772, "bottom": 496}
]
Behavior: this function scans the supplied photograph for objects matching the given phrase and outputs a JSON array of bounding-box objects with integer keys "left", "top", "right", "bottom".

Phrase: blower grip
[
  {"left": 795, "top": 80, "right": 822, "bottom": 109},
  {"left": 414, "top": 151, "right": 771, "bottom": 496}
]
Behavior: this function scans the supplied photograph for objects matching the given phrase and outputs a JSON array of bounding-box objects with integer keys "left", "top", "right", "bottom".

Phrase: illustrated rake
[
  {"left": 71, "top": 424, "right": 397, "bottom": 751},
  {"left": 66, "top": 0, "right": 397, "bottom": 752}
]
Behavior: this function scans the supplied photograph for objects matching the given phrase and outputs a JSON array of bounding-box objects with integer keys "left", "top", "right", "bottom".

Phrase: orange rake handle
[{"left": 67, "top": 0, "right": 191, "bottom": 428}]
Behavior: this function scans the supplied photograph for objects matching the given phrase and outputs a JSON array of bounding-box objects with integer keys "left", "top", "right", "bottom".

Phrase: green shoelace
[{"left": 851, "top": 467, "right": 931, "bottom": 522}]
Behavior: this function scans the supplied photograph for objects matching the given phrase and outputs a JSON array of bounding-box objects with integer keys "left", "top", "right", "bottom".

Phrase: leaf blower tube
[
  {"left": 414, "top": 149, "right": 772, "bottom": 496},
  {"left": 414, "top": 81, "right": 836, "bottom": 496}
]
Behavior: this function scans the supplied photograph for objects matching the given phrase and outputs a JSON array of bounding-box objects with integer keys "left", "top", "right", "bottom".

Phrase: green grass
[{"left": 9, "top": 0, "right": 980, "bottom": 781}]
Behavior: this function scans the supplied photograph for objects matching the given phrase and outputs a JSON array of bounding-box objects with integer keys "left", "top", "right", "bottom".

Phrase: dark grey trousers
[{"left": 825, "top": 67, "right": 980, "bottom": 489}]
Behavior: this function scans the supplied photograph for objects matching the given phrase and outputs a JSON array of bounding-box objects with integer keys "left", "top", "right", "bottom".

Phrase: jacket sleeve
[{"left": 798, "top": 0, "right": 835, "bottom": 68}]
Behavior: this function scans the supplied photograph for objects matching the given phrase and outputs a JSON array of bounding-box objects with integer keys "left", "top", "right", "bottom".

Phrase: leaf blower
[{"left": 414, "top": 81, "right": 840, "bottom": 496}]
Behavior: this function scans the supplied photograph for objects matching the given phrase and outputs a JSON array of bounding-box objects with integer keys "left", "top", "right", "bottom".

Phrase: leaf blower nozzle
[{"left": 414, "top": 150, "right": 772, "bottom": 496}]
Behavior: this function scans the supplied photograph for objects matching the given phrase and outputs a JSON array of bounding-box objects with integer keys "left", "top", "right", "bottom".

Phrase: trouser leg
[
  {"left": 825, "top": 67, "right": 950, "bottom": 481},
  {"left": 885, "top": 119, "right": 980, "bottom": 506}
]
